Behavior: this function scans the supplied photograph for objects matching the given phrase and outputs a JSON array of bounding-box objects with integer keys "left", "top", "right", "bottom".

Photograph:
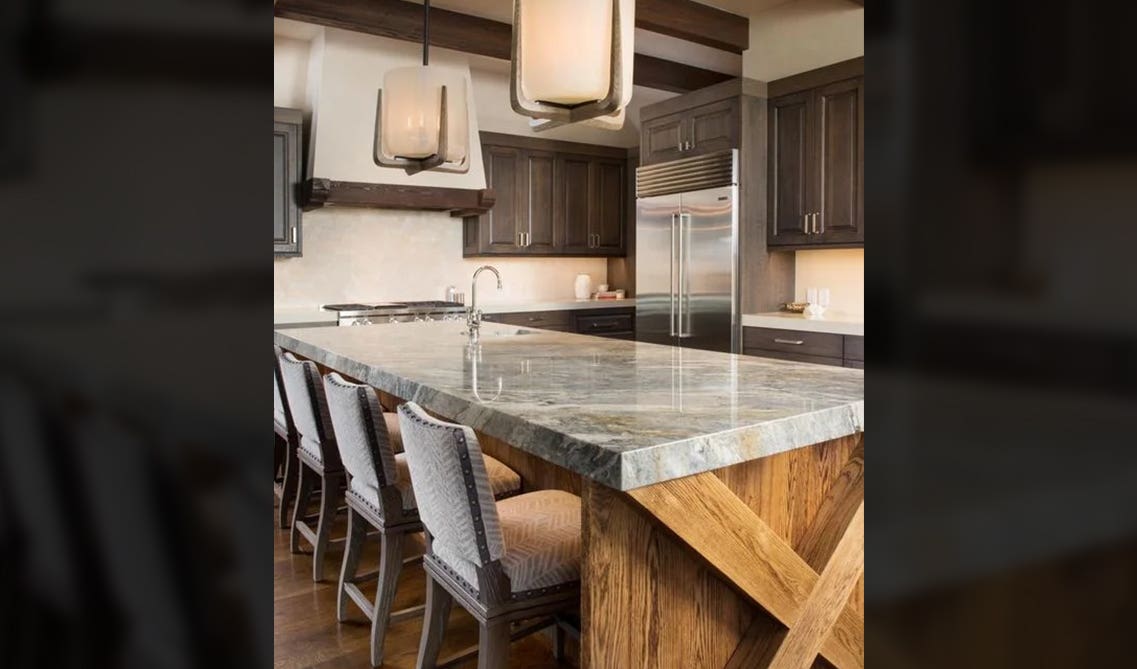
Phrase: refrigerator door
[
  {"left": 677, "top": 186, "right": 738, "bottom": 353},
  {"left": 635, "top": 194, "right": 682, "bottom": 347}
]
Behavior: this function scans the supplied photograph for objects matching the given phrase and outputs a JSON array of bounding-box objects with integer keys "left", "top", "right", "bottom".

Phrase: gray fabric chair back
[
  {"left": 397, "top": 403, "right": 504, "bottom": 576},
  {"left": 273, "top": 345, "right": 290, "bottom": 430},
  {"left": 322, "top": 372, "right": 399, "bottom": 491},
  {"left": 278, "top": 351, "right": 340, "bottom": 469}
]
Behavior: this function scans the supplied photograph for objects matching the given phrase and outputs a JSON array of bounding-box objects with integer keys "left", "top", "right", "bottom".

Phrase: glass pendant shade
[
  {"left": 380, "top": 66, "right": 468, "bottom": 164},
  {"left": 519, "top": 0, "right": 611, "bottom": 105},
  {"left": 511, "top": 0, "right": 634, "bottom": 131}
]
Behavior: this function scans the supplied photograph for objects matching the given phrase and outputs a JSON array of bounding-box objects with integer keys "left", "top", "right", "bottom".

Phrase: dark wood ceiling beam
[
  {"left": 635, "top": 0, "right": 749, "bottom": 54},
  {"left": 273, "top": 0, "right": 738, "bottom": 94},
  {"left": 633, "top": 54, "right": 733, "bottom": 93}
]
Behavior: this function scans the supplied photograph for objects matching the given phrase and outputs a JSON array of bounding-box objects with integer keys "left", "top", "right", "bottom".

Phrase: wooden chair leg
[
  {"left": 370, "top": 530, "right": 406, "bottom": 667},
  {"left": 312, "top": 471, "right": 342, "bottom": 582},
  {"left": 290, "top": 459, "right": 315, "bottom": 554},
  {"left": 415, "top": 574, "right": 453, "bottom": 669},
  {"left": 278, "top": 438, "right": 299, "bottom": 529},
  {"left": 477, "top": 620, "right": 510, "bottom": 669},
  {"left": 338, "top": 506, "right": 366, "bottom": 622}
]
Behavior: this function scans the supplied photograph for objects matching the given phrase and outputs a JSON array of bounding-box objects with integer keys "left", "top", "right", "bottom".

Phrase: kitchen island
[{"left": 275, "top": 321, "right": 864, "bottom": 668}]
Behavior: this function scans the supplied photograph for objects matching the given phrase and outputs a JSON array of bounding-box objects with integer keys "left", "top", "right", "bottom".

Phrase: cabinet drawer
[
  {"left": 576, "top": 312, "right": 634, "bottom": 336},
  {"left": 483, "top": 310, "right": 572, "bottom": 329},
  {"left": 744, "top": 348, "right": 843, "bottom": 367},
  {"left": 742, "top": 327, "right": 844, "bottom": 359},
  {"left": 844, "top": 335, "right": 864, "bottom": 362}
]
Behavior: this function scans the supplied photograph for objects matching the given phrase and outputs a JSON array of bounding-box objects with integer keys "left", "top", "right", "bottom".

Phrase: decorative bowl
[{"left": 780, "top": 302, "right": 809, "bottom": 313}]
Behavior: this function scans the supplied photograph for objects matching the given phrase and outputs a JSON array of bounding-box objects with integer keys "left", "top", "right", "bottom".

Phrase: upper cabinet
[
  {"left": 768, "top": 73, "right": 864, "bottom": 248},
  {"left": 274, "top": 107, "right": 304, "bottom": 256},
  {"left": 464, "top": 133, "right": 628, "bottom": 257},
  {"left": 640, "top": 97, "right": 741, "bottom": 166}
]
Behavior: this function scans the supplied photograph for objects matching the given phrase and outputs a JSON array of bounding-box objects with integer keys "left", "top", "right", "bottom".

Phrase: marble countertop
[
  {"left": 274, "top": 321, "right": 863, "bottom": 490},
  {"left": 273, "top": 298, "right": 636, "bottom": 326},
  {"left": 741, "top": 311, "right": 865, "bottom": 336}
]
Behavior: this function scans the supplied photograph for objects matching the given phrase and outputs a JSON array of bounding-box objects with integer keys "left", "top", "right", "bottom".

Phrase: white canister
[{"left": 574, "top": 273, "right": 592, "bottom": 299}]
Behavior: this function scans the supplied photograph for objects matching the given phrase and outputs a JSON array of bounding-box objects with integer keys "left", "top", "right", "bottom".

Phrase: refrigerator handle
[
  {"left": 670, "top": 213, "right": 678, "bottom": 337},
  {"left": 679, "top": 212, "right": 691, "bottom": 337}
]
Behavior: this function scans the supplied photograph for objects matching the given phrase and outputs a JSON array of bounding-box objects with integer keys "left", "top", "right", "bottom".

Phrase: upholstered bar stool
[
  {"left": 397, "top": 402, "right": 582, "bottom": 669},
  {"left": 273, "top": 345, "right": 300, "bottom": 529},
  {"left": 323, "top": 374, "right": 522, "bottom": 667},
  {"left": 278, "top": 351, "right": 353, "bottom": 582}
]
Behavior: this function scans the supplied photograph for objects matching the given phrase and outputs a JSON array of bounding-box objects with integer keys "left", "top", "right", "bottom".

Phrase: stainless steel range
[{"left": 322, "top": 301, "right": 467, "bottom": 326}]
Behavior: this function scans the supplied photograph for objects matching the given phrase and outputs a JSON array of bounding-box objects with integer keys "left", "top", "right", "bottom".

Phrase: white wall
[
  {"left": 743, "top": 0, "right": 864, "bottom": 82},
  {"left": 274, "top": 208, "right": 608, "bottom": 307},
  {"left": 794, "top": 249, "right": 864, "bottom": 318},
  {"left": 273, "top": 36, "right": 309, "bottom": 109}
]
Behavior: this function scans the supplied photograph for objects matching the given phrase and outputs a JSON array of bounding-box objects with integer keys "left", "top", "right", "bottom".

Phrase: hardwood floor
[{"left": 273, "top": 497, "right": 572, "bottom": 669}]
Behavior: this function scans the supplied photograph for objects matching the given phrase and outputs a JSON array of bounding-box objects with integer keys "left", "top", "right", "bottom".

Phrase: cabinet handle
[
  {"left": 689, "top": 120, "right": 696, "bottom": 149},
  {"left": 290, "top": 227, "right": 297, "bottom": 244},
  {"left": 525, "top": 232, "right": 531, "bottom": 247},
  {"left": 802, "top": 214, "right": 810, "bottom": 234},
  {"left": 817, "top": 212, "right": 823, "bottom": 234},
  {"left": 516, "top": 231, "right": 522, "bottom": 247},
  {"left": 774, "top": 338, "right": 804, "bottom": 345},
  {"left": 677, "top": 125, "right": 683, "bottom": 152}
]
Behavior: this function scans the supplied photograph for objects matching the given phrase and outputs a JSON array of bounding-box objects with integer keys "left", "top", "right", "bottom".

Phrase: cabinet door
[
  {"left": 686, "top": 98, "right": 739, "bottom": 156},
  {"left": 814, "top": 77, "right": 864, "bottom": 244},
  {"left": 767, "top": 92, "right": 813, "bottom": 247},
  {"left": 274, "top": 110, "right": 302, "bottom": 256},
  {"left": 479, "top": 145, "right": 524, "bottom": 253},
  {"left": 522, "top": 149, "right": 557, "bottom": 253},
  {"left": 558, "top": 154, "right": 594, "bottom": 254},
  {"left": 592, "top": 158, "right": 626, "bottom": 255},
  {"left": 640, "top": 112, "right": 687, "bottom": 166}
]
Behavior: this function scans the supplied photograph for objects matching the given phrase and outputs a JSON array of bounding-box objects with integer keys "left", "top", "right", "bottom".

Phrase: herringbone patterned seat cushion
[
  {"left": 351, "top": 451, "right": 520, "bottom": 514},
  {"left": 498, "top": 490, "right": 582, "bottom": 593}
]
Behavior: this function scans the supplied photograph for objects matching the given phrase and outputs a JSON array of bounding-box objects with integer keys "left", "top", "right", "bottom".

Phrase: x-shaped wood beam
[{"left": 627, "top": 442, "right": 865, "bottom": 669}]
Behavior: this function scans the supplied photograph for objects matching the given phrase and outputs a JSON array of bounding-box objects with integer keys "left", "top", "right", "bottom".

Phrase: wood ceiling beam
[
  {"left": 635, "top": 0, "right": 749, "bottom": 54},
  {"left": 273, "top": 0, "right": 737, "bottom": 94}
]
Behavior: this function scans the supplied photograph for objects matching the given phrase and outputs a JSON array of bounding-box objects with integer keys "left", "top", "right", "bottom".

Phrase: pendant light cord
[{"left": 422, "top": 0, "right": 430, "bottom": 66}]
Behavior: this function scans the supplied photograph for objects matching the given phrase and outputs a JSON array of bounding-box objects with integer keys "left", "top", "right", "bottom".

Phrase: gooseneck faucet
[{"left": 466, "top": 265, "right": 502, "bottom": 342}]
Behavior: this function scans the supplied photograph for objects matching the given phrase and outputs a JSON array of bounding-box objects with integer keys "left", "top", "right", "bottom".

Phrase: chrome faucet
[{"left": 466, "top": 265, "right": 502, "bottom": 342}]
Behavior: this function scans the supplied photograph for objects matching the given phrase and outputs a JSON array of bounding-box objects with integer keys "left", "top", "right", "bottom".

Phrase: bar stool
[
  {"left": 273, "top": 345, "right": 300, "bottom": 529},
  {"left": 278, "top": 351, "right": 352, "bottom": 582},
  {"left": 323, "top": 374, "right": 522, "bottom": 667},
  {"left": 397, "top": 402, "right": 582, "bottom": 669}
]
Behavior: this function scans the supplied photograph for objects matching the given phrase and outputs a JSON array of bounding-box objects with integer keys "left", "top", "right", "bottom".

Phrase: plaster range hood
[{"left": 301, "top": 28, "right": 492, "bottom": 214}]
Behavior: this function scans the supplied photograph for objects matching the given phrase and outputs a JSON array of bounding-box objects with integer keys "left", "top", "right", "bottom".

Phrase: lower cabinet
[
  {"left": 483, "top": 308, "right": 635, "bottom": 339},
  {"left": 743, "top": 327, "right": 862, "bottom": 367}
]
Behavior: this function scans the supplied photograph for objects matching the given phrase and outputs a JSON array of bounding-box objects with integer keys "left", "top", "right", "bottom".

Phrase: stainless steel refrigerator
[{"left": 635, "top": 149, "right": 739, "bottom": 353}]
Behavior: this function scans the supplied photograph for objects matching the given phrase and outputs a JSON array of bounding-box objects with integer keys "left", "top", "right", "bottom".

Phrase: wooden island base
[{"left": 376, "top": 393, "right": 866, "bottom": 668}]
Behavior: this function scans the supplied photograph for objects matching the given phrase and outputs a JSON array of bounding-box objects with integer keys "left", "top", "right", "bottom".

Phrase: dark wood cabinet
[
  {"left": 742, "top": 326, "right": 863, "bottom": 368},
  {"left": 640, "top": 112, "right": 687, "bottom": 166},
  {"left": 274, "top": 107, "right": 303, "bottom": 256},
  {"left": 466, "top": 133, "right": 628, "bottom": 257},
  {"left": 475, "top": 145, "right": 525, "bottom": 254},
  {"left": 768, "top": 92, "right": 812, "bottom": 245},
  {"left": 768, "top": 77, "right": 864, "bottom": 248},
  {"left": 640, "top": 98, "right": 741, "bottom": 166},
  {"left": 483, "top": 307, "right": 635, "bottom": 339},
  {"left": 522, "top": 149, "right": 558, "bottom": 253},
  {"left": 558, "top": 154, "right": 594, "bottom": 254}
]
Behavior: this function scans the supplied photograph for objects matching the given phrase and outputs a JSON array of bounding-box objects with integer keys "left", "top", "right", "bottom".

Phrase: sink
[{"left": 464, "top": 328, "right": 537, "bottom": 337}]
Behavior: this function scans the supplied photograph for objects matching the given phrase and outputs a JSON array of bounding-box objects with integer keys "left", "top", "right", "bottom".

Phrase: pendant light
[
  {"left": 374, "top": 0, "right": 470, "bottom": 174},
  {"left": 510, "top": 0, "right": 635, "bottom": 132}
]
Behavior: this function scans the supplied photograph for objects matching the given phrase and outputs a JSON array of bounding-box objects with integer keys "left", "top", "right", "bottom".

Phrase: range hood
[{"left": 299, "top": 27, "right": 490, "bottom": 210}]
